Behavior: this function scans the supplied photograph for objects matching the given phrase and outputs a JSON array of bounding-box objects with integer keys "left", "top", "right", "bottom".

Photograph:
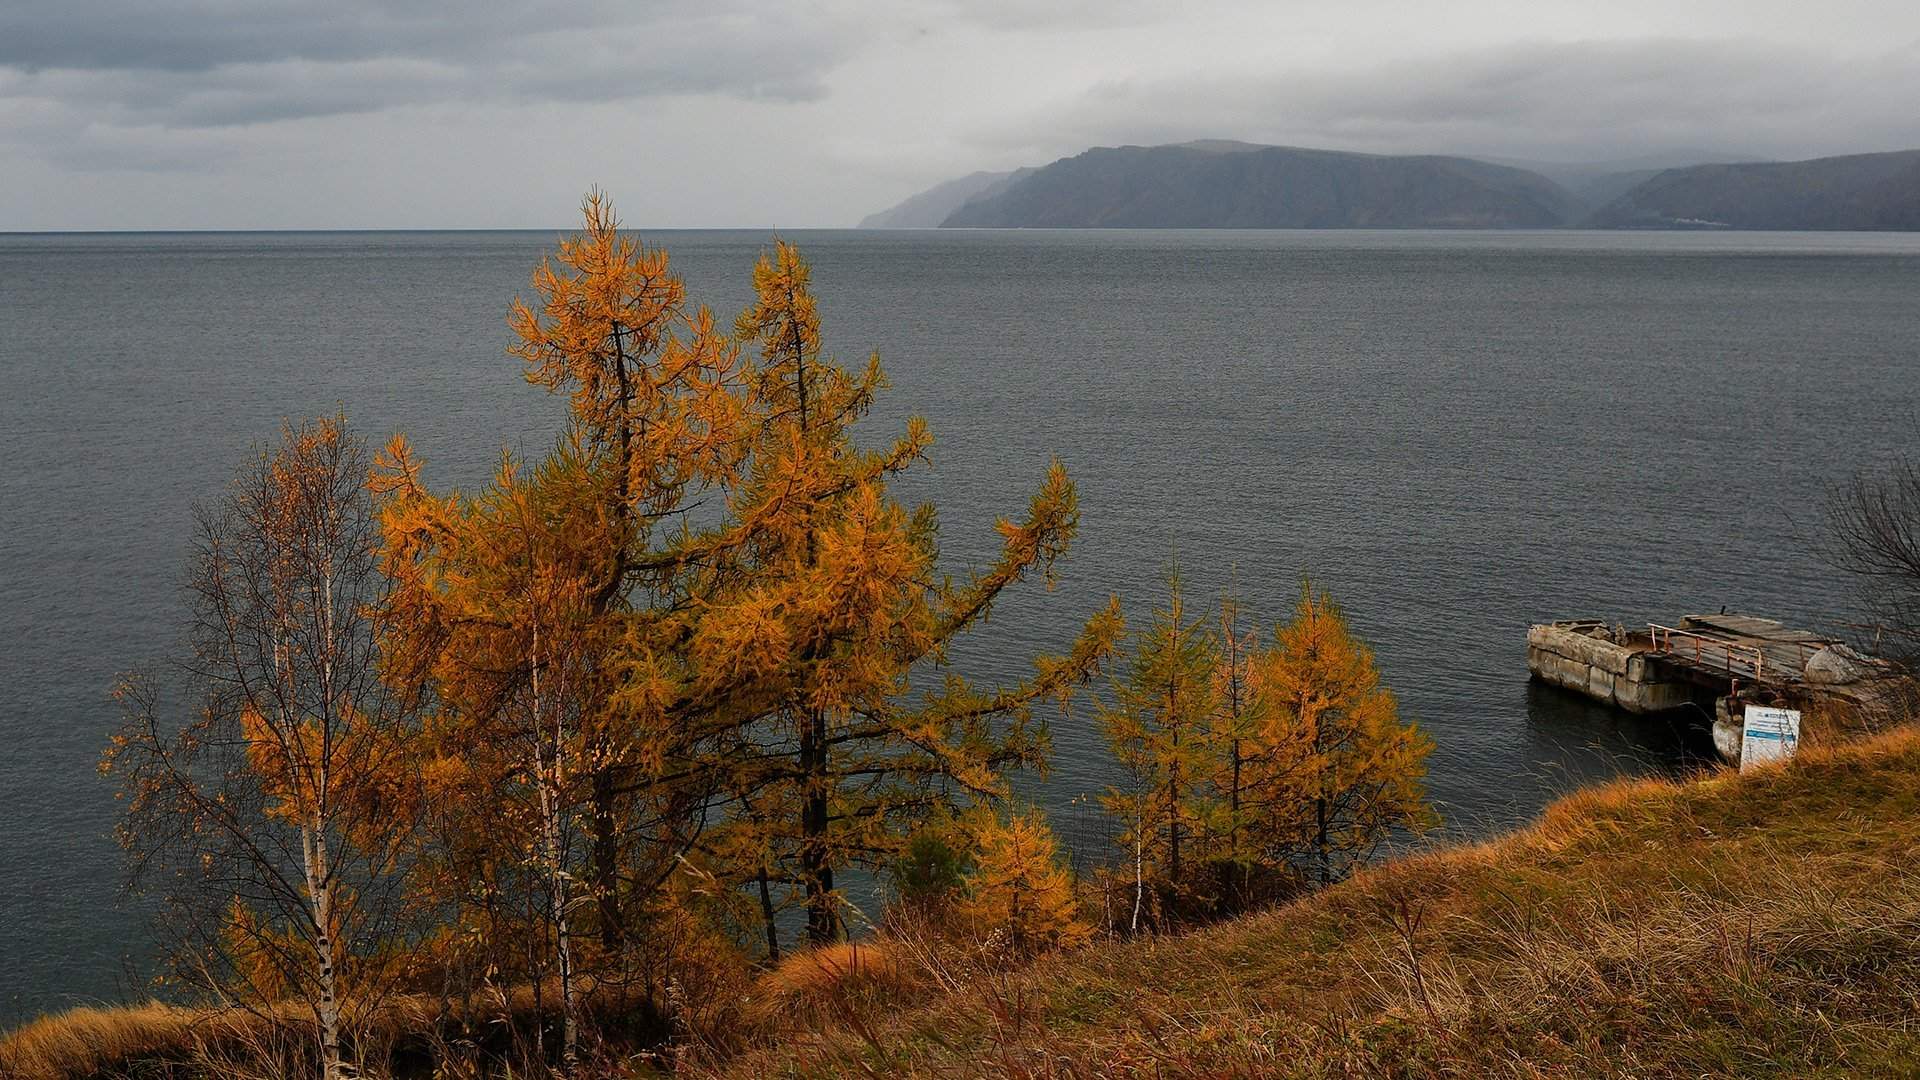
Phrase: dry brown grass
[
  {"left": 756, "top": 942, "right": 902, "bottom": 1001},
  {"left": 706, "top": 727, "right": 1920, "bottom": 1078},
  {"left": 0, "top": 975, "right": 669, "bottom": 1079},
  {"left": 723, "top": 941, "right": 917, "bottom": 1039},
  {"left": 0, "top": 1001, "right": 297, "bottom": 1080}
]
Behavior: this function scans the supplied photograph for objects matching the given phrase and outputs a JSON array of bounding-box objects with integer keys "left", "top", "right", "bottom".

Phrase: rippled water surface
[{"left": 4, "top": 228, "right": 1918, "bottom": 1021}]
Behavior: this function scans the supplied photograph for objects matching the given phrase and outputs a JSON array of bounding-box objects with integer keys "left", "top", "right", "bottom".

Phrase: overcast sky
[{"left": 5, "top": 0, "right": 1919, "bottom": 229}]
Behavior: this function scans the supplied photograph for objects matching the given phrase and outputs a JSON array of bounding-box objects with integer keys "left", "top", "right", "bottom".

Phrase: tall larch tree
[
  {"left": 687, "top": 240, "right": 1123, "bottom": 948},
  {"left": 371, "top": 436, "right": 617, "bottom": 1074},
  {"left": 1100, "top": 570, "right": 1221, "bottom": 911},
  {"left": 1209, "top": 591, "right": 1263, "bottom": 901},
  {"left": 105, "top": 416, "right": 415, "bottom": 1080},
  {"left": 501, "top": 191, "right": 750, "bottom": 953},
  {"left": 373, "top": 193, "right": 754, "bottom": 1016},
  {"left": 1248, "top": 583, "right": 1435, "bottom": 885}
]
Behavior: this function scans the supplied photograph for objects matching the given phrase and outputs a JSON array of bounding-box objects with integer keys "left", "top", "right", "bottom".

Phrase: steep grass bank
[
  {"left": 9, "top": 729, "right": 1919, "bottom": 1078},
  {"left": 709, "top": 728, "right": 1920, "bottom": 1078}
]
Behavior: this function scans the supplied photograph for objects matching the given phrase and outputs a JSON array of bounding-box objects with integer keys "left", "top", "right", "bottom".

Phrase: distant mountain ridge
[
  {"left": 860, "top": 143, "right": 1920, "bottom": 230},
  {"left": 856, "top": 168, "right": 1033, "bottom": 228},
  {"left": 1589, "top": 150, "right": 1920, "bottom": 230},
  {"left": 939, "top": 143, "right": 1576, "bottom": 229},
  {"left": 1471, "top": 150, "right": 1767, "bottom": 216}
]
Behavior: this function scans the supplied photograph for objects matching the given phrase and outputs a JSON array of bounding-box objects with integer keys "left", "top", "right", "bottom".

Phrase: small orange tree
[
  {"left": 1247, "top": 583, "right": 1435, "bottom": 885},
  {"left": 1209, "top": 591, "right": 1264, "bottom": 905},
  {"left": 955, "top": 807, "right": 1091, "bottom": 955},
  {"left": 1101, "top": 570, "right": 1221, "bottom": 924}
]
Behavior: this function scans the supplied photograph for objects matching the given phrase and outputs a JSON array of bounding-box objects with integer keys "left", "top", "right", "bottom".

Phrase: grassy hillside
[
  {"left": 708, "top": 728, "right": 1920, "bottom": 1078},
  {"left": 10, "top": 729, "right": 1918, "bottom": 1078}
]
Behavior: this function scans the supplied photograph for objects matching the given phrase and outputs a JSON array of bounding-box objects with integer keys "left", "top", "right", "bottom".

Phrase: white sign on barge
[{"left": 1739, "top": 705, "right": 1801, "bottom": 773}]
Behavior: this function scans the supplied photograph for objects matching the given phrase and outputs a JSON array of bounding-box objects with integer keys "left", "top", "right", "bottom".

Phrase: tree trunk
[
  {"left": 1167, "top": 680, "right": 1181, "bottom": 888},
  {"left": 310, "top": 527, "right": 347, "bottom": 1080},
  {"left": 1130, "top": 827, "right": 1145, "bottom": 935},
  {"left": 1316, "top": 794, "right": 1330, "bottom": 887},
  {"left": 538, "top": 775, "right": 580, "bottom": 1077},
  {"left": 1167, "top": 761, "right": 1181, "bottom": 888},
  {"left": 1230, "top": 736, "right": 1245, "bottom": 906},
  {"left": 757, "top": 869, "right": 781, "bottom": 962},
  {"left": 531, "top": 626, "right": 580, "bottom": 1077},
  {"left": 800, "top": 707, "right": 837, "bottom": 943},
  {"left": 590, "top": 770, "right": 624, "bottom": 951},
  {"left": 301, "top": 824, "right": 345, "bottom": 1080}
]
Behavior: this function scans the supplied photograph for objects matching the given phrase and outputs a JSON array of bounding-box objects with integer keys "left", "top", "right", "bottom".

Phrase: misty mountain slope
[
  {"left": 858, "top": 168, "right": 1033, "bottom": 228},
  {"left": 1473, "top": 151, "right": 1767, "bottom": 216},
  {"left": 938, "top": 143, "right": 1578, "bottom": 228},
  {"left": 1591, "top": 150, "right": 1920, "bottom": 229}
]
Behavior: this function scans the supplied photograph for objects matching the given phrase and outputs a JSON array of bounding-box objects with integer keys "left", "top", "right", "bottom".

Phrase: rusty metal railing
[{"left": 1648, "top": 624, "right": 1772, "bottom": 681}]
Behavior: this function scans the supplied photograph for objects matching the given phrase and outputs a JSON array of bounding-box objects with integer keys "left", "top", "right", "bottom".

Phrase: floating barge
[{"left": 1527, "top": 613, "right": 1891, "bottom": 760}]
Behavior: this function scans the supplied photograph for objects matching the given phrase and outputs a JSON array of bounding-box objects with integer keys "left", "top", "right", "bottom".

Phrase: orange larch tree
[
  {"left": 371, "top": 194, "right": 755, "bottom": 1049},
  {"left": 954, "top": 806, "right": 1092, "bottom": 955},
  {"left": 1209, "top": 590, "right": 1264, "bottom": 904},
  {"left": 500, "top": 191, "right": 750, "bottom": 954},
  {"left": 1246, "top": 583, "right": 1436, "bottom": 886},
  {"left": 684, "top": 240, "right": 1123, "bottom": 948},
  {"left": 371, "top": 434, "right": 618, "bottom": 1073},
  {"left": 1100, "top": 569, "right": 1221, "bottom": 925}
]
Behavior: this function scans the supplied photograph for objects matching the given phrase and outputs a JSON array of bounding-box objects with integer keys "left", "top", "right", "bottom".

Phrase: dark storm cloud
[
  {"left": 2, "top": 2, "right": 528, "bottom": 72},
  {"left": 0, "top": 0, "right": 852, "bottom": 131},
  {"left": 0, "top": 1, "right": 846, "bottom": 77},
  {"left": 1028, "top": 37, "right": 1920, "bottom": 162}
]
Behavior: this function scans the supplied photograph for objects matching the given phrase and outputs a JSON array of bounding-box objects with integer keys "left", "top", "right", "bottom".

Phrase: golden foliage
[
  {"left": 508, "top": 189, "right": 748, "bottom": 515},
  {"left": 956, "top": 807, "right": 1093, "bottom": 954},
  {"left": 1101, "top": 570, "right": 1221, "bottom": 888},
  {"left": 684, "top": 239, "right": 1121, "bottom": 947},
  {"left": 97, "top": 194, "right": 1126, "bottom": 1072},
  {"left": 1248, "top": 582, "right": 1436, "bottom": 883}
]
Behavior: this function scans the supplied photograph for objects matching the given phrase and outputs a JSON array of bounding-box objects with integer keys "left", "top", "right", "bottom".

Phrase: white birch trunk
[
  {"left": 301, "top": 822, "right": 345, "bottom": 1080},
  {"left": 530, "top": 623, "right": 580, "bottom": 1076}
]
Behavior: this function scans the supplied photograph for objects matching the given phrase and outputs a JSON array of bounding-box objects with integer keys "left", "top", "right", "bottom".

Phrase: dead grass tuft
[{"left": 0, "top": 1001, "right": 273, "bottom": 1080}]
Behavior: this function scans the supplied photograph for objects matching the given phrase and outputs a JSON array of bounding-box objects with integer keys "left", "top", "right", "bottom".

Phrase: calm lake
[{"left": 4, "top": 227, "right": 1918, "bottom": 1022}]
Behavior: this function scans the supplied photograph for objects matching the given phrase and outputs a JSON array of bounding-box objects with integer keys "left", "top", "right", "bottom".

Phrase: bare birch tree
[
  {"left": 106, "top": 415, "right": 415, "bottom": 1080},
  {"left": 1823, "top": 457, "right": 1920, "bottom": 668}
]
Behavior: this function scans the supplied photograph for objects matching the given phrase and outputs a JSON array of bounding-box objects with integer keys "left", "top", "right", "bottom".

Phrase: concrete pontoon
[{"left": 1527, "top": 613, "right": 1892, "bottom": 760}]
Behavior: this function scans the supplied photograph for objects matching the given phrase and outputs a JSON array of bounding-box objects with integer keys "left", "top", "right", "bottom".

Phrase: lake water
[{"left": 3, "top": 228, "right": 1918, "bottom": 1024}]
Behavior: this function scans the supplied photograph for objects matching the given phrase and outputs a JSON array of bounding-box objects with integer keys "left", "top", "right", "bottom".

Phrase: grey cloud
[
  {"left": 37, "top": 125, "right": 250, "bottom": 174},
  {"left": 11, "top": 2, "right": 1920, "bottom": 226},
  {"left": 0, "top": 1, "right": 820, "bottom": 74},
  {"left": 0, "top": 1, "right": 854, "bottom": 134},
  {"left": 926, "top": 0, "right": 1175, "bottom": 32},
  {"left": 1009, "top": 37, "right": 1920, "bottom": 163}
]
